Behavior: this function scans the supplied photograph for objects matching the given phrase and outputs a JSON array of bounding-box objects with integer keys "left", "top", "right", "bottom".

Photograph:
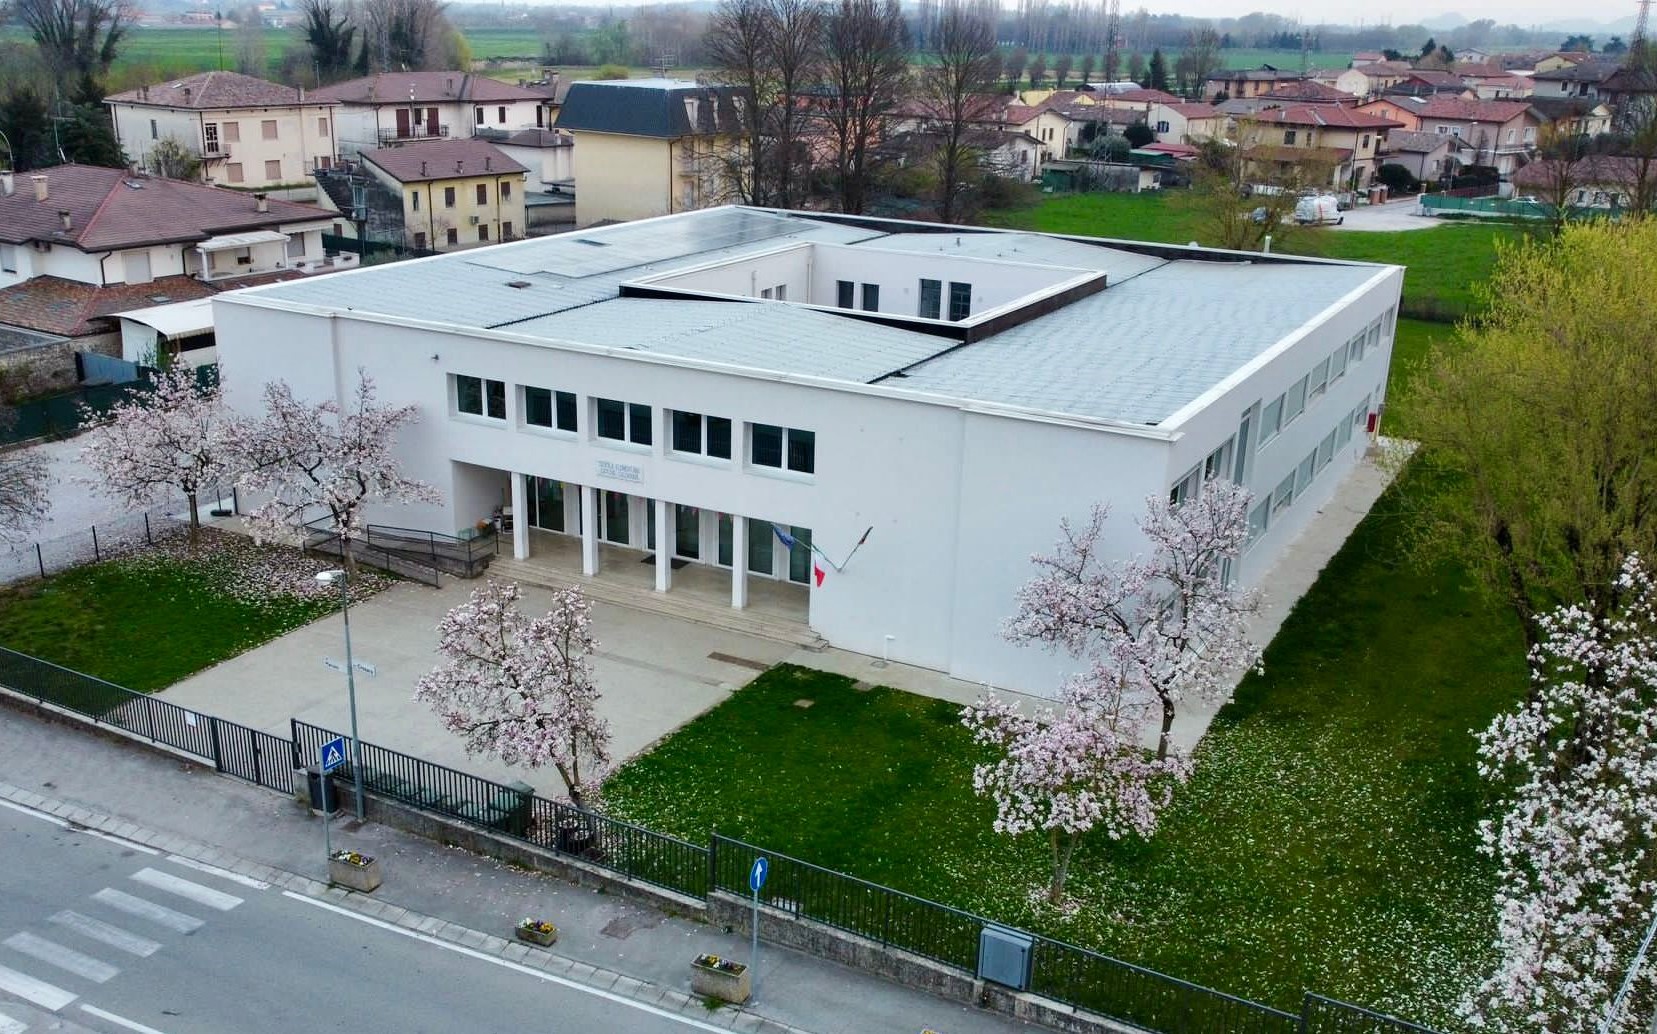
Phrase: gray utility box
[{"left": 978, "top": 925, "right": 1035, "bottom": 991}]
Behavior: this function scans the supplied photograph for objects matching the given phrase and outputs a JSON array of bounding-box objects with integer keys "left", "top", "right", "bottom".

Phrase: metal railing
[
  {"left": 0, "top": 481, "right": 238, "bottom": 586},
  {"left": 1301, "top": 994, "right": 1444, "bottom": 1034},
  {"left": 290, "top": 719, "right": 709, "bottom": 899},
  {"left": 0, "top": 647, "right": 292, "bottom": 794},
  {"left": 362, "top": 522, "right": 497, "bottom": 578},
  {"left": 300, "top": 518, "right": 443, "bottom": 587},
  {"left": 376, "top": 124, "right": 450, "bottom": 145}
]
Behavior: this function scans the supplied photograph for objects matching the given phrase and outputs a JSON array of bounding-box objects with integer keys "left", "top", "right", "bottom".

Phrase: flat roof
[{"left": 232, "top": 207, "right": 1395, "bottom": 427}]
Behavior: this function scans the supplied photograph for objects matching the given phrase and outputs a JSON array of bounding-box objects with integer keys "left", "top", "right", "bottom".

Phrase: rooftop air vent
[
  {"left": 575, "top": 238, "right": 607, "bottom": 247},
  {"left": 506, "top": 280, "right": 531, "bottom": 289}
]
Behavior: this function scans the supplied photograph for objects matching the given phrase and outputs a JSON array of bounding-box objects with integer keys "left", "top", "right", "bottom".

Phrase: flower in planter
[
  {"left": 519, "top": 918, "right": 556, "bottom": 934},
  {"left": 694, "top": 954, "right": 745, "bottom": 974},
  {"left": 330, "top": 850, "right": 374, "bottom": 866}
]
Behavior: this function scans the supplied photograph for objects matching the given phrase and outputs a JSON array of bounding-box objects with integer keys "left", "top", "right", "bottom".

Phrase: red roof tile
[
  {"left": 359, "top": 139, "right": 528, "bottom": 183},
  {"left": 312, "top": 72, "right": 549, "bottom": 105},
  {"left": 0, "top": 165, "right": 334, "bottom": 251},
  {"left": 1243, "top": 104, "right": 1401, "bottom": 129},
  {"left": 1418, "top": 97, "right": 1536, "bottom": 123},
  {"left": 0, "top": 272, "right": 306, "bottom": 338},
  {"left": 105, "top": 71, "right": 328, "bottom": 109}
]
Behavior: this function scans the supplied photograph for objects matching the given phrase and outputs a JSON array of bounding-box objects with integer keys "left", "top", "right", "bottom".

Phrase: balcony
[{"left": 377, "top": 124, "right": 450, "bottom": 145}]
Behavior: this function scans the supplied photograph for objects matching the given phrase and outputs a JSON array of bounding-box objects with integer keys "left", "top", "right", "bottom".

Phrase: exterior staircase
[{"left": 484, "top": 554, "right": 828, "bottom": 652}]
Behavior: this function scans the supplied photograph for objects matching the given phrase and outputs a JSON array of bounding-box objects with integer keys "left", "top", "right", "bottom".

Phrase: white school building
[{"left": 213, "top": 206, "right": 1401, "bottom": 697}]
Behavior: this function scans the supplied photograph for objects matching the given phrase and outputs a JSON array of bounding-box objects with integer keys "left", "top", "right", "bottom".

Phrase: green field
[{"left": 985, "top": 191, "right": 1532, "bottom": 322}]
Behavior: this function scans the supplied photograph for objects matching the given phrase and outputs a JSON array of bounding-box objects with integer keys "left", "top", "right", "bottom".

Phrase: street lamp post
[{"left": 316, "top": 568, "right": 366, "bottom": 821}]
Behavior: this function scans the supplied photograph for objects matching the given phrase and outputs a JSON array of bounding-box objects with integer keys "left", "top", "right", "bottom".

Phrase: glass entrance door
[
  {"left": 602, "top": 491, "right": 630, "bottom": 545},
  {"left": 787, "top": 526, "right": 813, "bottom": 584},
  {"left": 675, "top": 505, "right": 700, "bottom": 559},
  {"left": 530, "top": 478, "right": 564, "bottom": 532}
]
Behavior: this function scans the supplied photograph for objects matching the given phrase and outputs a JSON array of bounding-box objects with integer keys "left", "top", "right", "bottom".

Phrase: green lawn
[
  {"left": 0, "top": 532, "right": 379, "bottom": 691},
  {"left": 985, "top": 192, "right": 1531, "bottom": 323}
]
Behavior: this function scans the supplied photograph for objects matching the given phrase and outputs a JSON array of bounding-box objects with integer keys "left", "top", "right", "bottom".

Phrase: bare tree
[
  {"left": 1004, "top": 45, "right": 1027, "bottom": 92},
  {"left": 1028, "top": 51, "right": 1046, "bottom": 88},
  {"left": 1184, "top": 25, "right": 1221, "bottom": 99},
  {"left": 233, "top": 4, "right": 267, "bottom": 77},
  {"left": 915, "top": 2, "right": 999, "bottom": 223},
  {"left": 146, "top": 137, "right": 201, "bottom": 179},
  {"left": 762, "top": 0, "right": 824, "bottom": 210},
  {"left": 359, "top": 0, "right": 452, "bottom": 71},
  {"left": 704, "top": 0, "right": 823, "bottom": 210},
  {"left": 300, "top": 0, "right": 357, "bottom": 83},
  {"left": 1054, "top": 52, "right": 1072, "bottom": 88},
  {"left": 821, "top": 0, "right": 907, "bottom": 213},
  {"left": 16, "top": 0, "right": 131, "bottom": 91},
  {"left": 705, "top": 0, "right": 776, "bottom": 204},
  {"left": 1181, "top": 120, "right": 1334, "bottom": 251}
]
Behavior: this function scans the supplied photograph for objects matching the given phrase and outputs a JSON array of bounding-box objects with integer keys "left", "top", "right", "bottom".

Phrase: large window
[
  {"left": 948, "top": 281, "right": 972, "bottom": 321},
  {"left": 1260, "top": 394, "right": 1284, "bottom": 444},
  {"left": 1284, "top": 375, "right": 1309, "bottom": 424},
  {"left": 860, "top": 283, "right": 879, "bottom": 312},
  {"left": 836, "top": 280, "right": 854, "bottom": 308},
  {"left": 1296, "top": 449, "right": 1317, "bottom": 493},
  {"left": 523, "top": 386, "right": 577, "bottom": 432},
  {"left": 1317, "top": 428, "right": 1337, "bottom": 471},
  {"left": 1247, "top": 500, "right": 1270, "bottom": 545},
  {"left": 1329, "top": 341, "right": 1348, "bottom": 382},
  {"left": 455, "top": 375, "right": 505, "bottom": 419},
  {"left": 1272, "top": 472, "right": 1295, "bottom": 515},
  {"left": 1308, "top": 357, "right": 1330, "bottom": 402},
  {"left": 671, "top": 410, "right": 732, "bottom": 459},
  {"left": 918, "top": 278, "right": 942, "bottom": 319},
  {"left": 595, "top": 398, "right": 651, "bottom": 445},
  {"left": 1169, "top": 465, "right": 1201, "bottom": 506},
  {"left": 751, "top": 423, "right": 815, "bottom": 474}
]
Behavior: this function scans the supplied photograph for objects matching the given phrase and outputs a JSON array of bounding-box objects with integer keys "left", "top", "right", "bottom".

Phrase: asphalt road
[{"left": 0, "top": 801, "right": 731, "bottom": 1034}]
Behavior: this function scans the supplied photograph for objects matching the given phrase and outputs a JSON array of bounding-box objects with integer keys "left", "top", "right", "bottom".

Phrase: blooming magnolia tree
[
  {"left": 1464, "top": 554, "right": 1657, "bottom": 1034},
  {"left": 0, "top": 409, "right": 49, "bottom": 541},
  {"left": 1005, "top": 479, "right": 1262, "bottom": 761},
  {"left": 78, "top": 366, "right": 233, "bottom": 540},
  {"left": 414, "top": 580, "right": 612, "bottom": 808},
  {"left": 962, "top": 668, "right": 1190, "bottom": 904},
  {"left": 232, "top": 372, "right": 438, "bottom": 571}
]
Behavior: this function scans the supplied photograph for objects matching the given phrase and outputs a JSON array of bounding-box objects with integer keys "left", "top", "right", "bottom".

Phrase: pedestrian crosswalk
[{"left": 0, "top": 859, "right": 253, "bottom": 1027}]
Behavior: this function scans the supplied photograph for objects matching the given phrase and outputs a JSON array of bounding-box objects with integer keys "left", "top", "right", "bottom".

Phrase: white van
[{"left": 1294, "top": 195, "right": 1344, "bottom": 226}]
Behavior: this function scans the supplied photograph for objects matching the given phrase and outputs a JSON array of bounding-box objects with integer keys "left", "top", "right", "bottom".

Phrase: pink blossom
[{"left": 413, "top": 580, "right": 612, "bottom": 808}]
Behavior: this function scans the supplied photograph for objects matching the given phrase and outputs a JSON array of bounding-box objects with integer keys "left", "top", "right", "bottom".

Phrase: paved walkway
[
  {"left": 0, "top": 708, "right": 1035, "bottom": 1034},
  {"left": 1327, "top": 199, "right": 1438, "bottom": 232}
]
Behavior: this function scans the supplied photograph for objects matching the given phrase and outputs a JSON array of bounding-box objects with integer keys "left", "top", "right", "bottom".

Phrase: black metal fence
[
  {"left": 0, "top": 647, "right": 292, "bottom": 794},
  {"left": 290, "top": 720, "right": 708, "bottom": 898},
  {"left": 362, "top": 523, "right": 497, "bottom": 579},
  {"left": 300, "top": 518, "right": 443, "bottom": 588},
  {"left": 0, "top": 483, "right": 238, "bottom": 585},
  {"left": 1301, "top": 995, "right": 1443, "bottom": 1034}
]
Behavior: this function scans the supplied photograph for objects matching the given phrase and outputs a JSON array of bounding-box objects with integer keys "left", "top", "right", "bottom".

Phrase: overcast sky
[{"left": 1124, "top": 0, "right": 1618, "bottom": 29}]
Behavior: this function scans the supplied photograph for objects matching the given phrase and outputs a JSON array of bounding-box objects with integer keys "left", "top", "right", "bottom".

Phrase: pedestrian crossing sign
[{"left": 319, "top": 737, "right": 347, "bottom": 773}]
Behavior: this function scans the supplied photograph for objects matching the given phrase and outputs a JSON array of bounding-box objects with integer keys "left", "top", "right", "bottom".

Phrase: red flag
[{"left": 813, "top": 562, "right": 826, "bottom": 587}]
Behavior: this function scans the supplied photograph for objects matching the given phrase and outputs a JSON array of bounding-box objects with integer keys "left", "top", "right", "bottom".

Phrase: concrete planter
[
  {"left": 328, "top": 854, "right": 382, "bottom": 892},
  {"left": 515, "top": 923, "right": 558, "bottom": 947},
  {"left": 690, "top": 955, "right": 750, "bottom": 1004}
]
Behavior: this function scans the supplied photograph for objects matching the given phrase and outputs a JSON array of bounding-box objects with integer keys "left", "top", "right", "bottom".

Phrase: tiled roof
[
  {"left": 1381, "top": 130, "right": 1452, "bottom": 154},
  {"left": 1513, "top": 154, "right": 1647, "bottom": 189},
  {"left": 1210, "top": 66, "right": 1304, "bottom": 82},
  {"left": 105, "top": 71, "right": 326, "bottom": 109},
  {"left": 1418, "top": 97, "right": 1536, "bottom": 122},
  {"left": 1259, "top": 81, "right": 1358, "bottom": 103},
  {"left": 359, "top": 139, "right": 527, "bottom": 183},
  {"left": 1403, "top": 69, "right": 1466, "bottom": 88},
  {"left": 1104, "top": 88, "right": 1181, "bottom": 103},
  {"left": 1160, "top": 102, "right": 1223, "bottom": 118},
  {"left": 312, "top": 72, "right": 548, "bottom": 105},
  {"left": 0, "top": 272, "right": 303, "bottom": 338},
  {"left": 556, "top": 79, "right": 740, "bottom": 138},
  {"left": 1532, "top": 59, "right": 1622, "bottom": 83},
  {"left": 0, "top": 165, "right": 334, "bottom": 251},
  {"left": 1244, "top": 104, "right": 1402, "bottom": 129},
  {"left": 1354, "top": 61, "right": 1413, "bottom": 75}
]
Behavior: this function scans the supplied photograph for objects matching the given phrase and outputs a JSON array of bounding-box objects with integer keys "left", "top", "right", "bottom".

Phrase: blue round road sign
[{"left": 749, "top": 857, "right": 769, "bottom": 892}]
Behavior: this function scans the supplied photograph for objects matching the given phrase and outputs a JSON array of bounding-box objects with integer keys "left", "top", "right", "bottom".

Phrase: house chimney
[
  {"left": 0, "top": 172, "right": 12, "bottom": 197},
  {"left": 31, "top": 174, "right": 47, "bottom": 202},
  {"left": 484, "top": 156, "right": 491, "bottom": 170},
  {"left": 254, "top": 192, "right": 269, "bottom": 213},
  {"left": 182, "top": 86, "right": 192, "bottom": 104},
  {"left": 59, "top": 209, "right": 72, "bottom": 231},
  {"left": 455, "top": 160, "right": 463, "bottom": 173},
  {"left": 421, "top": 160, "right": 427, "bottom": 176}
]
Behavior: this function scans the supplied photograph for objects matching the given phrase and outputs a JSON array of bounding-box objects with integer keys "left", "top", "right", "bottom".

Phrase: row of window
[
  {"left": 413, "top": 182, "right": 513, "bottom": 212},
  {"left": 1249, "top": 393, "right": 1370, "bottom": 547},
  {"left": 193, "top": 117, "right": 329, "bottom": 150},
  {"left": 1259, "top": 311, "right": 1390, "bottom": 448},
  {"left": 413, "top": 222, "right": 514, "bottom": 249},
  {"left": 836, "top": 280, "right": 879, "bottom": 312},
  {"left": 453, "top": 375, "right": 817, "bottom": 475},
  {"left": 920, "top": 279, "right": 973, "bottom": 321}
]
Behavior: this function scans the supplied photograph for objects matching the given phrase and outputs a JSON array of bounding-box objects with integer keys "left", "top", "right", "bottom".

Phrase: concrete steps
[{"left": 484, "top": 555, "right": 828, "bottom": 651}]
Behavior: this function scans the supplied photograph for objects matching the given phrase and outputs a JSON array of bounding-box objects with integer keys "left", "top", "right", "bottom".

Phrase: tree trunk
[
  {"left": 185, "top": 490, "right": 200, "bottom": 544},
  {"left": 1048, "top": 828, "right": 1077, "bottom": 904},
  {"left": 1157, "top": 694, "right": 1176, "bottom": 762}
]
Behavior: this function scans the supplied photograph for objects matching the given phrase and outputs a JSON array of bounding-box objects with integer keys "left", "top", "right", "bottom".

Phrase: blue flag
[{"left": 771, "top": 524, "right": 796, "bottom": 551}]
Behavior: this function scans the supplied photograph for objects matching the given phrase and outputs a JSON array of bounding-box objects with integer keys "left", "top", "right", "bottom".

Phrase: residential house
[
  {"left": 1458, "top": 47, "right": 1493, "bottom": 65},
  {"left": 357, "top": 139, "right": 528, "bottom": 252},
  {"left": 1091, "top": 87, "right": 1183, "bottom": 105},
  {"left": 493, "top": 128, "right": 574, "bottom": 192},
  {"left": 555, "top": 79, "right": 741, "bottom": 227},
  {"left": 213, "top": 204, "right": 1402, "bottom": 695},
  {"left": 1533, "top": 51, "right": 1595, "bottom": 75},
  {"left": 1148, "top": 102, "right": 1226, "bottom": 144},
  {"left": 1387, "top": 70, "right": 1475, "bottom": 99},
  {"left": 1358, "top": 97, "right": 1425, "bottom": 131},
  {"left": 1204, "top": 66, "right": 1305, "bottom": 100},
  {"left": 315, "top": 72, "right": 552, "bottom": 156},
  {"left": 1601, "top": 65, "right": 1657, "bottom": 124},
  {"left": 1306, "top": 67, "right": 1374, "bottom": 99},
  {"left": 1527, "top": 97, "right": 1614, "bottom": 140},
  {"left": 1259, "top": 80, "right": 1360, "bottom": 106},
  {"left": 1378, "top": 130, "right": 1455, "bottom": 183},
  {"left": 106, "top": 71, "right": 341, "bottom": 190},
  {"left": 1001, "top": 102, "right": 1073, "bottom": 161},
  {"left": 1351, "top": 61, "right": 1414, "bottom": 95},
  {"left": 1239, "top": 104, "right": 1402, "bottom": 190},
  {"left": 0, "top": 165, "right": 344, "bottom": 385},
  {"left": 1512, "top": 154, "right": 1654, "bottom": 211},
  {"left": 1531, "top": 59, "right": 1622, "bottom": 101},
  {"left": 1351, "top": 51, "right": 1386, "bottom": 66},
  {"left": 1467, "top": 73, "right": 1535, "bottom": 100},
  {"left": 1416, "top": 98, "right": 1543, "bottom": 177}
]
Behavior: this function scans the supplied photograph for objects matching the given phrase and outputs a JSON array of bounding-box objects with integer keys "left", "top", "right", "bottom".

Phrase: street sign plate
[
  {"left": 322, "top": 657, "right": 345, "bottom": 673},
  {"left": 319, "top": 736, "right": 347, "bottom": 774},
  {"left": 749, "top": 857, "right": 768, "bottom": 893}
]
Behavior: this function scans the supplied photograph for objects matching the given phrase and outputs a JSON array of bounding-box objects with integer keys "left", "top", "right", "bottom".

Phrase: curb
[{"left": 0, "top": 780, "right": 815, "bottom": 1034}]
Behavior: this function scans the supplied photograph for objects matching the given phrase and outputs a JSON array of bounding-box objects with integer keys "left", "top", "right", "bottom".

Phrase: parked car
[{"left": 1294, "top": 194, "right": 1344, "bottom": 226}]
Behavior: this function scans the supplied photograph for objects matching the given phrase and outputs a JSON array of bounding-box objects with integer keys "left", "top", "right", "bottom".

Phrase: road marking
[
  {"left": 91, "top": 890, "right": 203, "bottom": 934},
  {"left": 0, "top": 962, "right": 75, "bottom": 1011},
  {"left": 46, "top": 912, "right": 159, "bottom": 958},
  {"left": 0, "top": 799, "right": 67, "bottom": 828},
  {"left": 163, "top": 856, "right": 270, "bottom": 891},
  {"left": 80, "top": 1004, "right": 172, "bottom": 1034},
  {"left": 129, "top": 869, "right": 242, "bottom": 912},
  {"left": 0, "top": 1009, "right": 26, "bottom": 1034},
  {"left": 2, "top": 934, "right": 118, "bottom": 984},
  {"left": 283, "top": 892, "right": 734, "bottom": 1033}
]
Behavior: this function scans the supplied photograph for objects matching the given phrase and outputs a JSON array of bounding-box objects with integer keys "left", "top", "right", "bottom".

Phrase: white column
[
  {"left": 511, "top": 472, "right": 528, "bottom": 561},
  {"left": 654, "top": 498, "right": 671, "bottom": 593},
  {"left": 731, "top": 515, "right": 748, "bottom": 610},
  {"left": 581, "top": 485, "right": 599, "bottom": 577}
]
